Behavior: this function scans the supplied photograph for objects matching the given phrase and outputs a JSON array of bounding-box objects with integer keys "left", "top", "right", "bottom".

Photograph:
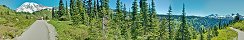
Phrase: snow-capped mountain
[
  {"left": 205, "top": 14, "right": 244, "bottom": 20},
  {"left": 16, "top": 2, "right": 52, "bottom": 13}
]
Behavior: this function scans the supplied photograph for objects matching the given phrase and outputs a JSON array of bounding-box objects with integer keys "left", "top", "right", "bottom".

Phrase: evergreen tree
[
  {"left": 139, "top": 0, "right": 150, "bottom": 39},
  {"left": 207, "top": 28, "right": 211, "bottom": 40},
  {"left": 111, "top": 0, "right": 123, "bottom": 39},
  {"left": 65, "top": 0, "right": 70, "bottom": 20},
  {"left": 70, "top": 0, "right": 79, "bottom": 24},
  {"left": 200, "top": 25, "right": 205, "bottom": 40},
  {"left": 58, "top": 0, "right": 66, "bottom": 20},
  {"left": 116, "top": 0, "right": 123, "bottom": 20},
  {"left": 167, "top": 5, "right": 173, "bottom": 40},
  {"left": 72, "top": 0, "right": 87, "bottom": 25},
  {"left": 121, "top": 2, "right": 129, "bottom": 40},
  {"left": 177, "top": 4, "right": 191, "bottom": 40},
  {"left": 159, "top": 18, "right": 168, "bottom": 40},
  {"left": 218, "top": 17, "right": 222, "bottom": 29},
  {"left": 100, "top": 0, "right": 110, "bottom": 39},
  {"left": 101, "top": 0, "right": 110, "bottom": 16},
  {"left": 70, "top": 0, "right": 75, "bottom": 16},
  {"left": 123, "top": 4, "right": 127, "bottom": 19},
  {"left": 93, "top": 0, "right": 98, "bottom": 18},
  {"left": 88, "top": 0, "right": 92, "bottom": 14},
  {"left": 52, "top": 8, "right": 55, "bottom": 19},
  {"left": 188, "top": 21, "right": 197, "bottom": 39},
  {"left": 148, "top": 0, "right": 160, "bottom": 39},
  {"left": 234, "top": 13, "right": 240, "bottom": 22},
  {"left": 131, "top": 0, "right": 139, "bottom": 39},
  {"left": 212, "top": 26, "right": 218, "bottom": 36}
]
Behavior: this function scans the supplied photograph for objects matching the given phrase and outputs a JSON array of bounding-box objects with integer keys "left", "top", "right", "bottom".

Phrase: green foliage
[
  {"left": 101, "top": 0, "right": 110, "bottom": 17},
  {"left": 69, "top": 0, "right": 75, "bottom": 16},
  {"left": 71, "top": 0, "right": 88, "bottom": 25},
  {"left": 32, "top": 10, "right": 52, "bottom": 20},
  {"left": 175, "top": 4, "right": 192, "bottom": 40},
  {"left": 58, "top": 0, "right": 69, "bottom": 21},
  {"left": 139, "top": 0, "right": 152, "bottom": 39},
  {"left": 0, "top": 13, "right": 36, "bottom": 39},
  {"left": 0, "top": 5, "right": 15, "bottom": 15},
  {"left": 46, "top": 0, "right": 238, "bottom": 40},
  {"left": 233, "top": 13, "right": 241, "bottom": 23},
  {"left": 200, "top": 25, "right": 205, "bottom": 40},
  {"left": 211, "top": 27, "right": 237, "bottom": 40},
  {"left": 0, "top": 5, "right": 36, "bottom": 39},
  {"left": 232, "top": 20, "right": 244, "bottom": 31},
  {"left": 48, "top": 20, "right": 90, "bottom": 40},
  {"left": 166, "top": 5, "right": 173, "bottom": 40},
  {"left": 131, "top": 0, "right": 139, "bottom": 39}
]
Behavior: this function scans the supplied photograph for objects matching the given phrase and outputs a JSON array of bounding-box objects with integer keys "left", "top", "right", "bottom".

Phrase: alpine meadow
[{"left": 1, "top": 0, "right": 244, "bottom": 40}]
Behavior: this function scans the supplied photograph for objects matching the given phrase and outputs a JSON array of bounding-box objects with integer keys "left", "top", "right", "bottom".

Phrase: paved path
[
  {"left": 230, "top": 27, "right": 244, "bottom": 40},
  {"left": 15, "top": 20, "right": 56, "bottom": 40}
]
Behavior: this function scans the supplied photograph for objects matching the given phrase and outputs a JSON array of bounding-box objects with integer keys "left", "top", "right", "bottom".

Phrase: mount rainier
[{"left": 16, "top": 2, "right": 52, "bottom": 13}]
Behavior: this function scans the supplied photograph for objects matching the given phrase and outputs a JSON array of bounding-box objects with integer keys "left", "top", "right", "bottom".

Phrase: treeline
[{"left": 51, "top": 0, "right": 221, "bottom": 40}]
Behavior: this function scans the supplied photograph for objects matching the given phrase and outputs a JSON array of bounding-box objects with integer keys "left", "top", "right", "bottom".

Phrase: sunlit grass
[
  {"left": 48, "top": 20, "right": 89, "bottom": 40},
  {"left": 232, "top": 20, "right": 244, "bottom": 31},
  {"left": 0, "top": 14, "right": 36, "bottom": 39},
  {"left": 211, "top": 27, "right": 237, "bottom": 40}
]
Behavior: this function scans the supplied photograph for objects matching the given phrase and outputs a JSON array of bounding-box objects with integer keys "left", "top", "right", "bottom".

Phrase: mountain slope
[{"left": 16, "top": 2, "right": 52, "bottom": 13}]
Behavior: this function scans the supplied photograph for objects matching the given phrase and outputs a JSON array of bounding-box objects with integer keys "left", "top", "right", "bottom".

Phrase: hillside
[
  {"left": 0, "top": 5, "right": 15, "bottom": 15},
  {"left": 232, "top": 20, "right": 244, "bottom": 31},
  {"left": 0, "top": 5, "right": 36, "bottom": 39}
]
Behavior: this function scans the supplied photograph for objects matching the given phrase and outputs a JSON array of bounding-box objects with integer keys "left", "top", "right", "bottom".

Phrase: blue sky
[{"left": 0, "top": 0, "right": 244, "bottom": 16}]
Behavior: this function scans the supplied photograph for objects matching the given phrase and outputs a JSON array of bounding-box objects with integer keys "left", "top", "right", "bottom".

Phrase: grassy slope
[
  {"left": 211, "top": 27, "right": 238, "bottom": 40},
  {"left": 0, "top": 5, "right": 36, "bottom": 39},
  {"left": 48, "top": 20, "right": 89, "bottom": 40},
  {"left": 32, "top": 10, "right": 52, "bottom": 19},
  {"left": 232, "top": 20, "right": 244, "bottom": 31},
  {"left": 192, "top": 27, "right": 237, "bottom": 40},
  {"left": 210, "top": 21, "right": 241, "bottom": 40}
]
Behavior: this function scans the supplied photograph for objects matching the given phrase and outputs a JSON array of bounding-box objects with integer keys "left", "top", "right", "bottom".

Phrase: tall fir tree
[
  {"left": 70, "top": 0, "right": 75, "bottom": 16},
  {"left": 147, "top": 0, "right": 160, "bottom": 39},
  {"left": 121, "top": 1, "right": 128, "bottom": 40},
  {"left": 131, "top": 0, "right": 139, "bottom": 39},
  {"left": 65, "top": 0, "right": 67, "bottom": 14},
  {"left": 167, "top": 5, "right": 173, "bottom": 40},
  {"left": 112, "top": 0, "right": 123, "bottom": 39},
  {"left": 159, "top": 18, "right": 168, "bottom": 40},
  {"left": 180, "top": 3, "right": 187, "bottom": 40},
  {"left": 140, "top": 0, "right": 150, "bottom": 39},
  {"left": 123, "top": 4, "right": 127, "bottom": 19},
  {"left": 177, "top": 4, "right": 191, "bottom": 40},
  {"left": 200, "top": 25, "right": 205, "bottom": 40},
  {"left": 88, "top": 0, "right": 92, "bottom": 14},
  {"left": 72, "top": 0, "right": 87, "bottom": 25},
  {"left": 100, "top": 0, "right": 110, "bottom": 40},
  {"left": 52, "top": 7, "right": 55, "bottom": 19},
  {"left": 58, "top": 0, "right": 66, "bottom": 20},
  {"left": 93, "top": 0, "right": 98, "bottom": 18},
  {"left": 234, "top": 13, "right": 240, "bottom": 23},
  {"left": 65, "top": 0, "right": 70, "bottom": 20},
  {"left": 116, "top": 0, "right": 123, "bottom": 20},
  {"left": 88, "top": 0, "right": 93, "bottom": 19},
  {"left": 139, "top": 0, "right": 146, "bottom": 27},
  {"left": 101, "top": 0, "right": 110, "bottom": 16}
]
